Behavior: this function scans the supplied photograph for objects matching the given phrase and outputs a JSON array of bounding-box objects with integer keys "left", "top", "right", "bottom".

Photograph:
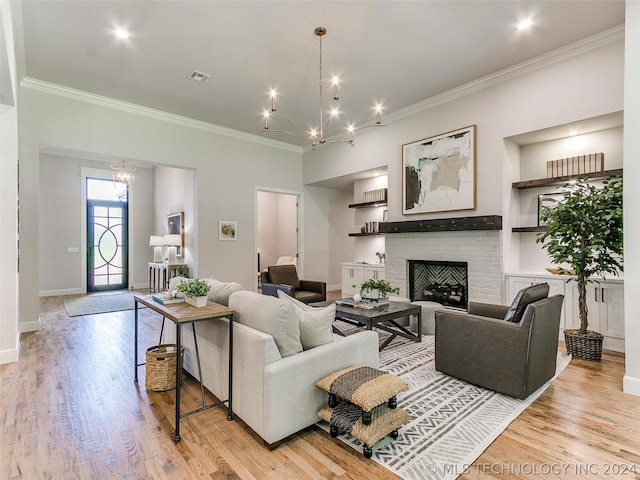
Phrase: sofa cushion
[
  {"left": 205, "top": 278, "right": 244, "bottom": 306},
  {"left": 229, "top": 290, "right": 303, "bottom": 357},
  {"left": 504, "top": 283, "right": 550, "bottom": 322},
  {"left": 268, "top": 265, "right": 301, "bottom": 290},
  {"left": 277, "top": 290, "right": 334, "bottom": 350}
]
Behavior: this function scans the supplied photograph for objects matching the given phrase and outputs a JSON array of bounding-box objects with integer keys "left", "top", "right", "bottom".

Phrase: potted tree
[
  {"left": 177, "top": 278, "right": 211, "bottom": 307},
  {"left": 536, "top": 176, "right": 623, "bottom": 360}
]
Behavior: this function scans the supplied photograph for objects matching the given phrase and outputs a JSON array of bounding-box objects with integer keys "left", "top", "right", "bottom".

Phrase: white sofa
[{"left": 165, "top": 280, "right": 379, "bottom": 445}]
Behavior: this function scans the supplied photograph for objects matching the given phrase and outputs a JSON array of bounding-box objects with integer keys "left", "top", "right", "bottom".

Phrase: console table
[
  {"left": 148, "top": 262, "right": 188, "bottom": 293},
  {"left": 133, "top": 294, "right": 234, "bottom": 442}
]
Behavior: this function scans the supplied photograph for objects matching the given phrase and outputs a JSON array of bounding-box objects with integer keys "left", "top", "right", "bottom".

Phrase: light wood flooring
[{"left": 0, "top": 290, "right": 639, "bottom": 479}]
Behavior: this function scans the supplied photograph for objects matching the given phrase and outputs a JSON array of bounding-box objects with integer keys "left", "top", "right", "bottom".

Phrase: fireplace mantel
[{"left": 380, "top": 215, "right": 502, "bottom": 234}]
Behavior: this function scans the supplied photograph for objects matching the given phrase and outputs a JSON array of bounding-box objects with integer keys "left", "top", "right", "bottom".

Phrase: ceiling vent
[{"left": 188, "top": 70, "right": 211, "bottom": 83}]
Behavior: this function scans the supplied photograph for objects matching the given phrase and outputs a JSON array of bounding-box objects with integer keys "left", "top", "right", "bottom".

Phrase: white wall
[
  {"left": 153, "top": 166, "right": 196, "bottom": 276},
  {"left": 306, "top": 38, "right": 623, "bottom": 295},
  {"left": 623, "top": 0, "right": 640, "bottom": 396},
  {"left": 38, "top": 152, "right": 154, "bottom": 294},
  {"left": 0, "top": 1, "right": 20, "bottom": 363},
  {"left": 18, "top": 84, "right": 315, "bottom": 330}
]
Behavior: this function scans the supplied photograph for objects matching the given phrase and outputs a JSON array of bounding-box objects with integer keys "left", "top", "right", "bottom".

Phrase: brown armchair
[
  {"left": 261, "top": 264, "right": 326, "bottom": 304},
  {"left": 434, "top": 283, "right": 564, "bottom": 399}
]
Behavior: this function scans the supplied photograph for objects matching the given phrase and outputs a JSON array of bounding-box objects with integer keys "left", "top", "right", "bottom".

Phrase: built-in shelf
[
  {"left": 348, "top": 201, "right": 388, "bottom": 209},
  {"left": 512, "top": 168, "right": 622, "bottom": 190},
  {"left": 348, "top": 232, "right": 385, "bottom": 237},
  {"left": 512, "top": 226, "right": 548, "bottom": 233}
]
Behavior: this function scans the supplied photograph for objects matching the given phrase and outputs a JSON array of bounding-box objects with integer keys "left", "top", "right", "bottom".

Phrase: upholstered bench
[{"left": 316, "top": 365, "right": 410, "bottom": 458}]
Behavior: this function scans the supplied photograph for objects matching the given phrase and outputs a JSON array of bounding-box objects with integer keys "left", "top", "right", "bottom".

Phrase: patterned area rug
[
  {"left": 319, "top": 335, "right": 571, "bottom": 480},
  {"left": 64, "top": 293, "right": 136, "bottom": 317}
]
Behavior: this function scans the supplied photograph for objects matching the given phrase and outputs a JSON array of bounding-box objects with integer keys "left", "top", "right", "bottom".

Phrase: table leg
[
  {"left": 174, "top": 324, "right": 182, "bottom": 442},
  {"left": 134, "top": 300, "right": 139, "bottom": 383}
]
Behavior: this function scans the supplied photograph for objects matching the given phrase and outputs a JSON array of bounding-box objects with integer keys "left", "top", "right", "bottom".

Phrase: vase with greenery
[
  {"left": 177, "top": 278, "right": 211, "bottom": 307},
  {"left": 536, "top": 176, "right": 623, "bottom": 359},
  {"left": 355, "top": 278, "right": 399, "bottom": 300}
]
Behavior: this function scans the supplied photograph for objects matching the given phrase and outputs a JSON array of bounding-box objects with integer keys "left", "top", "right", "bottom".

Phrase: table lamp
[
  {"left": 149, "top": 235, "right": 164, "bottom": 263},
  {"left": 163, "top": 234, "right": 182, "bottom": 263}
]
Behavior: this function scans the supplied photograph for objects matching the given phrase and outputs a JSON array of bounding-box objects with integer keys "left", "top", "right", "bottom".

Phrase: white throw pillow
[
  {"left": 229, "top": 291, "right": 303, "bottom": 358},
  {"left": 205, "top": 278, "right": 244, "bottom": 307},
  {"left": 277, "top": 290, "right": 335, "bottom": 350}
]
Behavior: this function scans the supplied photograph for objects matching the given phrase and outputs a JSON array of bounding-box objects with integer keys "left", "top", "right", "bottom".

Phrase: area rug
[
  {"left": 319, "top": 335, "right": 571, "bottom": 480},
  {"left": 64, "top": 293, "right": 136, "bottom": 317}
]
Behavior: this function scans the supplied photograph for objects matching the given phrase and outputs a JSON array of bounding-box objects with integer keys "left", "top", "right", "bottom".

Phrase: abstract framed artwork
[
  {"left": 167, "top": 212, "right": 184, "bottom": 256},
  {"left": 219, "top": 220, "right": 237, "bottom": 241},
  {"left": 402, "top": 125, "right": 476, "bottom": 214}
]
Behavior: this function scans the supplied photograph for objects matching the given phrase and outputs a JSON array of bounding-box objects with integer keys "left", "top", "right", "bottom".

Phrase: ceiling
[{"left": 13, "top": 1, "right": 625, "bottom": 148}]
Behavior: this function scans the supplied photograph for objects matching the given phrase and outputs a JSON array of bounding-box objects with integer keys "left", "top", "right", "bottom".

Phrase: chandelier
[
  {"left": 110, "top": 160, "right": 136, "bottom": 188},
  {"left": 261, "top": 27, "right": 384, "bottom": 148}
]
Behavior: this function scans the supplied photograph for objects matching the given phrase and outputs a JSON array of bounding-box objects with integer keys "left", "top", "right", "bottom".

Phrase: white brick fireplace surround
[{"left": 385, "top": 230, "right": 503, "bottom": 306}]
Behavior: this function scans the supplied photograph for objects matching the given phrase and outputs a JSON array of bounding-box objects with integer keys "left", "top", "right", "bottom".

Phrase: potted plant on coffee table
[
  {"left": 536, "top": 176, "right": 623, "bottom": 361},
  {"left": 356, "top": 278, "right": 400, "bottom": 302},
  {"left": 177, "top": 278, "right": 211, "bottom": 307}
]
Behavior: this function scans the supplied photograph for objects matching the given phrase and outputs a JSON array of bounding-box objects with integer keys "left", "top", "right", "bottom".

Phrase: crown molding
[
  {"left": 385, "top": 24, "right": 625, "bottom": 125},
  {"left": 20, "top": 77, "right": 303, "bottom": 154}
]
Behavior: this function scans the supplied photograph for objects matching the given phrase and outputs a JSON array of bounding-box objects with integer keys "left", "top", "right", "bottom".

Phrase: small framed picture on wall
[{"left": 219, "top": 220, "right": 237, "bottom": 241}]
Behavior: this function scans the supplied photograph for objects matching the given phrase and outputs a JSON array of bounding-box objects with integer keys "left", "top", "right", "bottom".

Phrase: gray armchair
[
  {"left": 261, "top": 264, "right": 326, "bottom": 304},
  {"left": 434, "top": 283, "right": 564, "bottom": 399}
]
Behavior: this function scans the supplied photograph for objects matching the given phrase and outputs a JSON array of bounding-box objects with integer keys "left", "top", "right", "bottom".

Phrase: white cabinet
[
  {"left": 364, "top": 266, "right": 385, "bottom": 282},
  {"left": 341, "top": 263, "right": 385, "bottom": 297},
  {"left": 569, "top": 281, "right": 625, "bottom": 352},
  {"left": 505, "top": 273, "right": 625, "bottom": 352}
]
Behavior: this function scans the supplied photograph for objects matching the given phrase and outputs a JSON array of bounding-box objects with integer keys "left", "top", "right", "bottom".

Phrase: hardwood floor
[{"left": 1, "top": 291, "right": 638, "bottom": 479}]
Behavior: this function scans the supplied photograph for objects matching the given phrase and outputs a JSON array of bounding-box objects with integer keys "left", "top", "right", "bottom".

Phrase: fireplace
[{"left": 408, "top": 260, "right": 468, "bottom": 310}]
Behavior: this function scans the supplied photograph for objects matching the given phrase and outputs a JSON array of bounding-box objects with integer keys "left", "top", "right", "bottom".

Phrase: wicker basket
[
  {"left": 145, "top": 344, "right": 185, "bottom": 391},
  {"left": 564, "top": 329, "right": 604, "bottom": 361}
]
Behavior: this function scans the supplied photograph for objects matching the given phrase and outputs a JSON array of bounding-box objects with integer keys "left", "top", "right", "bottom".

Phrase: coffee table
[{"left": 312, "top": 300, "right": 422, "bottom": 351}]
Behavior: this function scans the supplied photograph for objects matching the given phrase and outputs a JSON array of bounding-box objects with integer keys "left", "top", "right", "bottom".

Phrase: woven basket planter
[
  {"left": 564, "top": 329, "right": 604, "bottom": 361},
  {"left": 145, "top": 344, "right": 185, "bottom": 391}
]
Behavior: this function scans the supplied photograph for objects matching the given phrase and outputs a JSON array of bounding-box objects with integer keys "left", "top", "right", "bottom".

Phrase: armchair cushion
[
  {"left": 268, "top": 265, "right": 301, "bottom": 290},
  {"left": 504, "top": 282, "right": 549, "bottom": 322},
  {"left": 277, "top": 290, "right": 335, "bottom": 350}
]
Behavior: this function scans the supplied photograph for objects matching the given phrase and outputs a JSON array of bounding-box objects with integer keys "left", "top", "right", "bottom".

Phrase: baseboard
[
  {"left": 623, "top": 374, "right": 640, "bottom": 396},
  {"left": 131, "top": 283, "right": 148, "bottom": 290},
  {"left": 327, "top": 284, "right": 341, "bottom": 292},
  {"left": 0, "top": 335, "right": 20, "bottom": 364},
  {"left": 21, "top": 319, "right": 41, "bottom": 333},
  {"left": 40, "top": 287, "right": 84, "bottom": 297}
]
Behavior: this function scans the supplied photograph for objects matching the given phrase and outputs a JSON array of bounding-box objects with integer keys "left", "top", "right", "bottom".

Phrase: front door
[{"left": 86, "top": 178, "right": 129, "bottom": 291}]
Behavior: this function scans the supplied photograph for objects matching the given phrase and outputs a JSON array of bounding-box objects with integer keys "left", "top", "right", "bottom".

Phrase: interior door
[{"left": 86, "top": 199, "right": 129, "bottom": 291}]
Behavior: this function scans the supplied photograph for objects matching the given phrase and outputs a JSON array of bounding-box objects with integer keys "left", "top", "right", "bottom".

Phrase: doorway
[
  {"left": 256, "top": 189, "right": 302, "bottom": 288},
  {"left": 86, "top": 178, "right": 129, "bottom": 291}
]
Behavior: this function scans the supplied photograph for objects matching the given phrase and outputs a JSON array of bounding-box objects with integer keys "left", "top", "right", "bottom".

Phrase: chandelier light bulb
[
  {"left": 332, "top": 76, "right": 340, "bottom": 101},
  {"left": 269, "top": 90, "right": 277, "bottom": 112},
  {"left": 375, "top": 103, "right": 383, "bottom": 125},
  {"left": 330, "top": 108, "right": 339, "bottom": 117}
]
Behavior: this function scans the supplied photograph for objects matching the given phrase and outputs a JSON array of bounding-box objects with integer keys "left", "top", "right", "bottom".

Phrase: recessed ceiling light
[
  {"left": 114, "top": 28, "right": 130, "bottom": 39},
  {"left": 516, "top": 19, "right": 533, "bottom": 31}
]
